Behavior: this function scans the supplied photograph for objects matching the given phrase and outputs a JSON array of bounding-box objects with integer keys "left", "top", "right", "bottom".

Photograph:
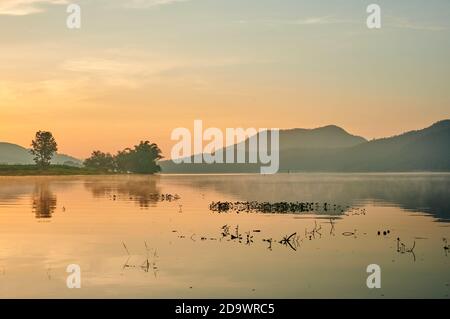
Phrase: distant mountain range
[
  {"left": 160, "top": 120, "right": 450, "bottom": 173},
  {"left": 0, "top": 142, "right": 82, "bottom": 166},
  {"left": 2, "top": 120, "right": 449, "bottom": 172}
]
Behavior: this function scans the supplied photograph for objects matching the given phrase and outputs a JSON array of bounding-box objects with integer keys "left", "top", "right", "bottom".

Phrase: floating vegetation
[
  {"left": 209, "top": 201, "right": 365, "bottom": 215},
  {"left": 111, "top": 193, "right": 180, "bottom": 202},
  {"left": 221, "top": 225, "right": 230, "bottom": 238},
  {"left": 157, "top": 193, "right": 181, "bottom": 202},
  {"left": 349, "top": 207, "right": 366, "bottom": 216},
  {"left": 342, "top": 230, "right": 358, "bottom": 237}
]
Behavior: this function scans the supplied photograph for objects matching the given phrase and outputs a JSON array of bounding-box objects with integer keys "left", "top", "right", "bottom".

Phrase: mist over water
[{"left": 0, "top": 173, "right": 449, "bottom": 298}]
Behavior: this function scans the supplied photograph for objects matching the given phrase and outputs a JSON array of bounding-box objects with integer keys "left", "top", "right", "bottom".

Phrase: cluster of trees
[
  {"left": 84, "top": 141, "right": 163, "bottom": 174},
  {"left": 28, "top": 131, "right": 162, "bottom": 174}
]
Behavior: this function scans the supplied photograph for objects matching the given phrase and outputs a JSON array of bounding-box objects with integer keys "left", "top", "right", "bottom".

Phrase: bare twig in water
[
  {"left": 443, "top": 238, "right": 449, "bottom": 256},
  {"left": 46, "top": 266, "right": 52, "bottom": 280},
  {"left": 122, "top": 256, "right": 131, "bottom": 270},
  {"left": 279, "top": 233, "right": 297, "bottom": 251},
  {"left": 141, "top": 258, "right": 150, "bottom": 273},
  {"left": 122, "top": 242, "right": 130, "bottom": 255},
  {"left": 397, "top": 237, "right": 417, "bottom": 262},
  {"left": 245, "top": 231, "right": 254, "bottom": 245},
  {"left": 121, "top": 243, "right": 159, "bottom": 277},
  {"left": 230, "top": 225, "right": 243, "bottom": 242},
  {"left": 329, "top": 218, "right": 335, "bottom": 236},
  {"left": 263, "top": 238, "right": 273, "bottom": 250},
  {"left": 305, "top": 221, "right": 322, "bottom": 240}
]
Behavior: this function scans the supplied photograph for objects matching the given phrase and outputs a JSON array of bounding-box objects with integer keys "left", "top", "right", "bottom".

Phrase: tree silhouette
[
  {"left": 116, "top": 141, "right": 163, "bottom": 174},
  {"left": 84, "top": 151, "right": 116, "bottom": 172},
  {"left": 84, "top": 141, "right": 163, "bottom": 174},
  {"left": 30, "top": 131, "right": 58, "bottom": 169},
  {"left": 129, "top": 141, "right": 163, "bottom": 174},
  {"left": 115, "top": 148, "right": 134, "bottom": 173}
]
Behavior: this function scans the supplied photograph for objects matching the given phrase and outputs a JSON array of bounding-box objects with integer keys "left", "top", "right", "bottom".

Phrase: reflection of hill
[
  {"left": 32, "top": 182, "right": 57, "bottom": 219},
  {"left": 84, "top": 175, "right": 161, "bottom": 208},
  {"left": 0, "top": 179, "right": 35, "bottom": 202},
  {"left": 171, "top": 174, "right": 450, "bottom": 222}
]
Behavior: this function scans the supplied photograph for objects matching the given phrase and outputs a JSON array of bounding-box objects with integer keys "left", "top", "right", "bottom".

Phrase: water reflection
[
  {"left": 176, "top": 174, "right": 450, "bottom": 221},
  {"left": 0, "top": 178, "right": 34, "bottom": 203},
  {"left": 31, "top": 182, "right": 57, "bottom": 219},
  {"left": 84, "top": 176, "right": 162, "bottom": 208},
  {"left": 1, "top": 174, "right": 449, "bottom": 221},
  {"left": 0, "top": 174, "right": 449, "bottom": 298}
]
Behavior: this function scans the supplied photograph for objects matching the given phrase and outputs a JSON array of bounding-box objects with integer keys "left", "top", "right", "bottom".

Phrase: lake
[{"left": 0, "top": 173, "right": 449, "bottom": 298}]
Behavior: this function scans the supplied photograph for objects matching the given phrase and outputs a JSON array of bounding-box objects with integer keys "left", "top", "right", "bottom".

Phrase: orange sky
[{"left": 1, "top": 0, "right": 449, "bottom": 158}]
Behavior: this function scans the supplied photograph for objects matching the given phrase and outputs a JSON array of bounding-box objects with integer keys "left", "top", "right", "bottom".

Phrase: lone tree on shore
[{"left": 30, "top": 131, "right": 58, "bottom": 169}]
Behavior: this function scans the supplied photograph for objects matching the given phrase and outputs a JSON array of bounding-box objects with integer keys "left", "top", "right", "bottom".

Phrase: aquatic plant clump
[{"left": 209, "top": 201, "right": 355, "bottom": 214}]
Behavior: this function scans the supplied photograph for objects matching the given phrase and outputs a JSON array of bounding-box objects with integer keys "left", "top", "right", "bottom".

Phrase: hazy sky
[{"left": 1, "top": 0, "right": 449, "bottom": 158}]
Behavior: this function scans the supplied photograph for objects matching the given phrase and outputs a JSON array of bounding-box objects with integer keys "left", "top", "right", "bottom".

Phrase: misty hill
[
  {"left": 0, "top": 142, "right": 82, "bottom": 166},
  {"left": 160, "top": 120, "right": 450, "bottom": 173},
  {"left": 277, "top": 125, "right": 367, "bottom": 150},
  {"left": 160, "top": 124, "right": 368, "bottom": 173}
]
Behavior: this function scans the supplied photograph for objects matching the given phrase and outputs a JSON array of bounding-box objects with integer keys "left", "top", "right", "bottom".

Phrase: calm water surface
[{"left": 0, "top": 173, "right": 449, "bottom": 298}]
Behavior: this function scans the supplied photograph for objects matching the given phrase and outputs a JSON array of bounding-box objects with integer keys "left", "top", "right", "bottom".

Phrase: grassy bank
[{"left": 0, "top": 164, "right": 105, "bottom": 176}]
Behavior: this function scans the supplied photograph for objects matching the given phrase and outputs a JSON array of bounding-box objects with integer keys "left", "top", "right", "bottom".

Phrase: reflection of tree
[
  {"left": 84, "top": 176, "right": 160, "bottom": 209},
  {"left": 32, "top": 182, "right": 57, "bottom": 219}
]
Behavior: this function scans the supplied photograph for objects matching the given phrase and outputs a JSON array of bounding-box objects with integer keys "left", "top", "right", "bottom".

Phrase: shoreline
[
  {"left": 0, "top": 164, "right": 112, "bottom": 176},
  {"left": 1, "top": 170, "right": 450, "bottom": 177}
]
